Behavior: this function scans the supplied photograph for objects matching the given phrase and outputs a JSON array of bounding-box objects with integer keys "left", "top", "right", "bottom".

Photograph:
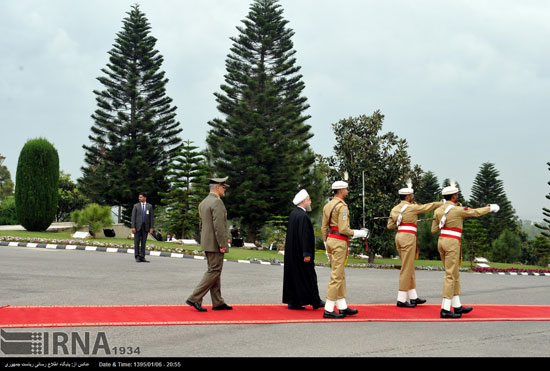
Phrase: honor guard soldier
[
  {"left": 321, "top": 180, "right": 368, "bottom": 319},
  {"left": 431, "top": 182, "right": 499, "bottom": 319},
  {"left": 387, "top": 180, "right": 442, "bottom": 308}
]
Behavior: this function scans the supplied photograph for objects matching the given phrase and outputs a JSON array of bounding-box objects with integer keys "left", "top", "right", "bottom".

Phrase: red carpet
[{"left": 1, "top": 304, "right": 550, "bottom": 328}]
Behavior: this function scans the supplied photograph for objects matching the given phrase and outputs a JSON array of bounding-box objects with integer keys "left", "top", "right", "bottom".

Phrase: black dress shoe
[
  {"left": 440, "top": 309, "right": 461, "bottom": 319},
  {"left": 312, "top": 300, "right": 325, "bottom": 310},
  {"left": 186, "top": 299, "right": 207, "bottom": 312},
  {"left": 212, "top": 304, "right": 233, "bottom": 311},
  {"left": 288, "top": 304, "right": 306, "bottom": 310},
  {"left": 323, "top": 310, "right": 345, "bottom": 319},
  {"left": 140, "top": 258, "right": 150, "bottom": 263},
  {"left": 410, "top": 298, "right": 426, "bottom": 305},
  {"left": 397, "top": 301, "right": 416, "bottom": 308},
  {"left": 339, "top": 308, "right": 358, "bottom": 316},
  {"left": 454, "top": 306, "right": 473, "bottom": 314}
]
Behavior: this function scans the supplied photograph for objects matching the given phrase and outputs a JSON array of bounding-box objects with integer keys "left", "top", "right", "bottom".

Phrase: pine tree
[
  {"left": 162, "top": 140, "right": 210, "bottom": 239},
  {"left": 536, "top": 162, "right": 550, "bottom": 239},
  {"left": 206, "top": 0, "right": 314, "bottom": 241},
  {"left": 80, "top": 4, "right": 182, "bottom": 222},
  {"left": 469, "top": 162, "right": 517, "bottom": 240},
  {"left": 415, "top": 171, "right": 440, "bottom": 204},
  {"left": 414, "top": 171, "right": 440, "bottom": 258},
  {"left": 463, "top": 218, "right": 491, "bottom": 262}
]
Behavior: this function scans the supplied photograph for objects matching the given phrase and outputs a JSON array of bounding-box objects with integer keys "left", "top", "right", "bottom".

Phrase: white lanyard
[
  {"left": 438, "top": 204, "right": 455, "bottom": 229},
  {"left": 396, "top": 203, "right": 409, "bottom": 227}
]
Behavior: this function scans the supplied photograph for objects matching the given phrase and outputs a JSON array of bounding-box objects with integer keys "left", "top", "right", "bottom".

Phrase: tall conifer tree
[
  {"left": 162, "top": 140, "right": 210, "bottom": 239},
  {"left": 415, "top": 171, "right": 440, "bottom": 259},
  {"left": 469, "top": 162, "right": 517, "bottom": 240},
  {"left": 416, "top": 171, "right": 440, "bottom": 204},
  {"left": 207, "top": 0, "right": 314, "bottom": 241},
  {"left": 535, "top": 162, "right": 550, "bottom": 239},
  {"left": 80, "top": 4, "right": 182, "bottom": 222}
]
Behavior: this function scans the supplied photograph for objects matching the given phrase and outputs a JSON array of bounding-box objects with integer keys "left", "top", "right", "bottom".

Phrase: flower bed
[{"left": 472, "top": 267, "right": 550, "bottom": 274}]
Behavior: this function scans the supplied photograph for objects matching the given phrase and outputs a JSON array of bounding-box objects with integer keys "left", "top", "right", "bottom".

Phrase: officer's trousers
[
  {"left": 396, "top": 232, "right": 417, "bottom": 291},
  {"left": 325, "top": 237, "right": 347, "bottom": 301},
  {"left": 437, "top": 237, "right": 461, "bottom": 299},
  {"left": 188, "top": 252, "right": 226, "bottom": 307}
]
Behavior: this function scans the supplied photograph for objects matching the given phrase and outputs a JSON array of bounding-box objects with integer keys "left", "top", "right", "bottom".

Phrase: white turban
[{"left": 293, "top": 189, "right": 309, "bottom": 205}]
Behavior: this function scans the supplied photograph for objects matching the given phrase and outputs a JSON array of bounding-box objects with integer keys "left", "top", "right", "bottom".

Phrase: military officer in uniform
[
  {"left": 387, "top": 181, "right": 442, "bottom": 308},
  {"left": 431, "top": 182, "right": 499, "bottom": 318},
  {"left": 186, "top": 177, "right": 233, "bottom": 312},
  {"left": 321, "top": 180, "right": 368, "bottom": 319}
]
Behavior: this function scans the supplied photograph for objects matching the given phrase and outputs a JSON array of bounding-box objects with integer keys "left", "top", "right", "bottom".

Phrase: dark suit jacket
[{"left": 131, "top": 202, "right": 155, "bottom": 231}]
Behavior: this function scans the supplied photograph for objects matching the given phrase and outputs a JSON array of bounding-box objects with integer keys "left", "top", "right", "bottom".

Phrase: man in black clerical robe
[{"left": 283, "top": 189, "right": 324, "bottom": 310}]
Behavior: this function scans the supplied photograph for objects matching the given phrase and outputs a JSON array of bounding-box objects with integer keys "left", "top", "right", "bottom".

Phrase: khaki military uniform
[
  {"left": 322, "top": 197, "right": 354, "bottom": 302},
  {"left": 188, "top": 192, "right": 229, "bottom": 307},
  {"left": 387, "top": 201, "right": 442, "bottom": 291},
  {"left": 431, "top": 203, "right": 490, "bottom": 299}
]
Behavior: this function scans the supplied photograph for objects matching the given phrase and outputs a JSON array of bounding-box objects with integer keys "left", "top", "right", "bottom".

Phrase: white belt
[
  {"left": 397, "top": 225, "right": 418, "bottom": 233},
  {"left": 440, "top": 228, "right": 462, "bottom": 239}
]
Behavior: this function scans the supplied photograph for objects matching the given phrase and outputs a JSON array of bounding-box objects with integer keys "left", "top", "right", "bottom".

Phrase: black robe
[{"left": 282, "top": 207, "right": 321, "bottom": 307}]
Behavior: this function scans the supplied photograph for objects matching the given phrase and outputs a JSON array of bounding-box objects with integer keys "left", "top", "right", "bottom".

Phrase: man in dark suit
[{"left": 131, "top": 192, "right": 154, "bottom": 263}]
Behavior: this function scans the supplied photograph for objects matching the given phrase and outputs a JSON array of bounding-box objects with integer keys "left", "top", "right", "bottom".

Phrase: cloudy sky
[{"left": 1, "top": 0, "right": 549, "bottom": 221}]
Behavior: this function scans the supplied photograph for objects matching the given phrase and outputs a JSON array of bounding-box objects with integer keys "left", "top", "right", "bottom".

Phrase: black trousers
[{"left": 134, "top": 223, "right": 148, "bottom": 259}]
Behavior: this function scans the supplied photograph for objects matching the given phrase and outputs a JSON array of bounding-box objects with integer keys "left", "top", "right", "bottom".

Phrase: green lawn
[{"left": 1, "top": 230, "right": 547, "bottom": 271}]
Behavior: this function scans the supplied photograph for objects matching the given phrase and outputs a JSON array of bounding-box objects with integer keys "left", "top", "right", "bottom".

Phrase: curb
[{"left": 0, "top": 241, "right": 283, "bottom": 267}]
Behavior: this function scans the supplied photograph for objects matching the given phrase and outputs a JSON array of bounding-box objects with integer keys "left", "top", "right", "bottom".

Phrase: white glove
[
  {"left": 352, "top": 229, "right": 368, "bottom": 239},
  {"left": 361, "top": 227, "right": 370, "bottom": 239},
  {"left": 489, "top": 204, "right": 500, "bottom": 213}
]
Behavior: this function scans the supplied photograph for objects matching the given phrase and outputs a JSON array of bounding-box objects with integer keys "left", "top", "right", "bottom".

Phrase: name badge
[{"left": 146, "top": 210, "right": 149, "bottom": 215}]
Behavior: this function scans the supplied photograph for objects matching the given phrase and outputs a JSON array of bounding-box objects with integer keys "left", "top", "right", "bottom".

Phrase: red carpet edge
[{"left": 2, "top": 304, "right": 550, "bottom": 328}]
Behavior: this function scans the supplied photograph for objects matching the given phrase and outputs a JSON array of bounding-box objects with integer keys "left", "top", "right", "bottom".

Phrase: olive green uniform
[{"left": 188, "top": 192, "right": 229, "bottom": 307}]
